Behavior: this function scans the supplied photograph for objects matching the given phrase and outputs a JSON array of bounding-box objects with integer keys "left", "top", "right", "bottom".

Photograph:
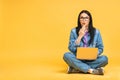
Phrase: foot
[
  {"left": 92, "top": 67, "right": 104, "bottom": 75},
  {"left": 67, "top": 66, "right": 81, "bottom": 74},
  {"left": 67, "top": 66, "right": 73, "bottom": 74}
]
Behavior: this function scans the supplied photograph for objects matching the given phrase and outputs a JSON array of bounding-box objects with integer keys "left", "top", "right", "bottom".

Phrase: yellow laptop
[{"left": 76, "top": 47, "right": 98, "bottom": 60}]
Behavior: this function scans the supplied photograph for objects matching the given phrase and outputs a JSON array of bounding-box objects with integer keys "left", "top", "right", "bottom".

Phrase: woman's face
[{"left": 80, "top": 13, "right": 90, "bottom": 28}]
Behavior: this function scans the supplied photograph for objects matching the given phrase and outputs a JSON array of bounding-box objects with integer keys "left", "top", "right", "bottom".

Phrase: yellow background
[{"left": 0, "top": 0, "right": 120, "bottom": 80}]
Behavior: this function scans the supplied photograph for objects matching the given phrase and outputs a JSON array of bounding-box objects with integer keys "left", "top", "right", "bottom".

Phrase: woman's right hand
[
  {"left": 75, "top": 25, "right": 88, "bottom": 45},
  {"left": 78, "top": 25, "right": 88, "bottom": 38}
]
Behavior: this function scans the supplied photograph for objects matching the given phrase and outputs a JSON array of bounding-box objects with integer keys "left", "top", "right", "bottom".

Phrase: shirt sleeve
[
  {"left": 68, "top": 29, "right": 80, "bottom": 53},
  {"left": 96, "top": 30, "right": 104, "bottom": 55}
]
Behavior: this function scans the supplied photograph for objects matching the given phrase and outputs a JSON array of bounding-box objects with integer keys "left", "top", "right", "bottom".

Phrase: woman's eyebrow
[{"left": 80, "top": 16, "right": 89, "bottom": 18}]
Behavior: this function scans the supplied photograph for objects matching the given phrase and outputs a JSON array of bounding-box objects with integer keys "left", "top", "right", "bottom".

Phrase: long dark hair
[{"left": 76, "top": 10, "right": 96, "bottom": 45}]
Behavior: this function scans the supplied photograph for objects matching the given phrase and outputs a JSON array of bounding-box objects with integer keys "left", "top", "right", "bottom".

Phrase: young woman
[{"left": 63, "top": 10, "right": 108, "bottom": 75}]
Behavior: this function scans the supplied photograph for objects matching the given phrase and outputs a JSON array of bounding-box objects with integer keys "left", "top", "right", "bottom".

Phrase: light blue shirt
[{"left": 68, "top": 28, "right": 104, "bottom": 55}]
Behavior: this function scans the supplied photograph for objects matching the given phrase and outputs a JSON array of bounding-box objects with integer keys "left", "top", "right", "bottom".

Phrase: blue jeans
[{"left": 63, "top": 52, "right": 108, "bottom": 73}]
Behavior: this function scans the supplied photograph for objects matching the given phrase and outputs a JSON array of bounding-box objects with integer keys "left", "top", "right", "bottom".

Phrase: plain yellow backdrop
[
  {"left": 0, "top": 0, "right": 120, "bottom": 79},
  {"left": 0, "top": 0, "right": 120, "bottom": 68}
]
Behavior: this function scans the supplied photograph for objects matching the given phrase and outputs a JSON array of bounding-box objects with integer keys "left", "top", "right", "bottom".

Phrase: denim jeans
[{"left": 63, "top": 52, "right": 108, "bottom": 73}]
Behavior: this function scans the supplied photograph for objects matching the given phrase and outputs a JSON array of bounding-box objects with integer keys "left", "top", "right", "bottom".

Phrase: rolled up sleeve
[
  {"left": 68, "top": 30, "right": 80, "bottom": 53},
  {"left": 96, "top": 30, "right": 104, "bottom": 55}
]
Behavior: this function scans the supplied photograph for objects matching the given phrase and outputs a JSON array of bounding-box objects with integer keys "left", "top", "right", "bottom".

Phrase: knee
[
  {"left": 63, "top": 52, "right": 71, "bottom": 60},
  {"left": 100, "top": 55, "right": 108, "bottom": 64},
  {"left": 63, "top": 52, "right": 74, "bottom": 60}
]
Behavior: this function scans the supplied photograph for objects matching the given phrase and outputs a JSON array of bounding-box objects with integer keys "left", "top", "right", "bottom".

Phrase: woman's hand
[
  {"left": 78, "top": 25, "right": 88, "bottom": 38},
  {"left": 75, "top": 25, "right": 88, "bottom": 45}
]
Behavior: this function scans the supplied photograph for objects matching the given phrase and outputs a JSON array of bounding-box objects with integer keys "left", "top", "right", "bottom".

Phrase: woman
[{"left": 63, "top": 10, "right": 108, "bottom": 75}]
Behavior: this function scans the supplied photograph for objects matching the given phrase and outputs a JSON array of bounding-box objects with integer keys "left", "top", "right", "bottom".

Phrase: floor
[{"left": 0, "top": 49, "right": 120, "bottom": 80}]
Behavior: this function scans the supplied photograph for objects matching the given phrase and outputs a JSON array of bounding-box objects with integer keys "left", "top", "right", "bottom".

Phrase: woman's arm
[
  {"left": 96, "top": 30, "right": 104, "bottom": 55},
  {"left": 68, "top": 29, "right": 80, "bottom": 53},
  {"left": 68, "top": 27, "right": 87, "bottom": 53}
]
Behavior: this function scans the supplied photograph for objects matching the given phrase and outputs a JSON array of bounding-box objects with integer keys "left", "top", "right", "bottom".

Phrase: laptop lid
[{"left": 76, "top": 47, "right": 98, "bottom": 60}]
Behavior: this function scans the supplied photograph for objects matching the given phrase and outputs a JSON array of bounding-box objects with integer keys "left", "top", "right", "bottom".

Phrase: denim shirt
[{"left": 68, "top": 28, "right": 104, "bottom": 55}]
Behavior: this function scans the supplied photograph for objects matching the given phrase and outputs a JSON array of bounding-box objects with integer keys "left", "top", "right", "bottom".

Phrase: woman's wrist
[{"left": 78, "top": 36, "right": 82, "bottom": 40}]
